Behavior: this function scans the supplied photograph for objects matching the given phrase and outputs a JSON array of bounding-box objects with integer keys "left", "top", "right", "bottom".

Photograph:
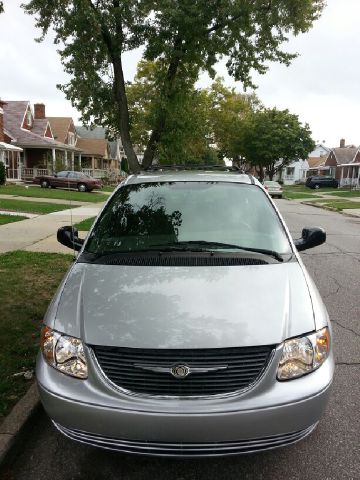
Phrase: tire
[
  {"left": 314, "top": 184, "right": 320, "bottom": 189},
  {"left": 77, "top": 183, "right": 87, "bottom": 192},
  {"left": 41, "top": 180, "right": 49, "bottom": 188}
]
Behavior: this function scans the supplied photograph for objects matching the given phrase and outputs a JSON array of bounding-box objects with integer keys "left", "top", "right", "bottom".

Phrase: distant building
[{"left": 2, "top": 101, "right": 80, "bottom": 181}]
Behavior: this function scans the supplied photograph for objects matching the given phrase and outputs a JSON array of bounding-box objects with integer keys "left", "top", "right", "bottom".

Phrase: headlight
[
  {"left": 277, "top": 327, "right": 331, "bottom": 380},
  {"left": 40, "top": 326, "right": 88, "bottom": 379}
]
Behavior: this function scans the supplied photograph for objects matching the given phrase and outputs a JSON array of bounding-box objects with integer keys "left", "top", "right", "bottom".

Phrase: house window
[
  {"left": 286, "top": 167, "right": 295, "bottom": 177},
  {"left": 68, "top": 132, "right": 75, "bottom": 146},
  {"left": 26, "top": 109, "right": 32, "bottom": 127}
]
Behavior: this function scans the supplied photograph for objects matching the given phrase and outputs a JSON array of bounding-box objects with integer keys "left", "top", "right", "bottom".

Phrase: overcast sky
[{"left": 0, "top": 0, "right": 359, "bottom": 148}]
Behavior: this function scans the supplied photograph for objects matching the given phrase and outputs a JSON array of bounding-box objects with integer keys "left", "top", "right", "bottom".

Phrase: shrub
[{"left": 121, "top": 157, "right": 129, "bottom": 173}]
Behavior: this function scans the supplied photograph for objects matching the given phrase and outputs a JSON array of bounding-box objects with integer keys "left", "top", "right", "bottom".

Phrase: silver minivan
[{"left": 37, "top": 171, "right": 334, "bottom": 456}]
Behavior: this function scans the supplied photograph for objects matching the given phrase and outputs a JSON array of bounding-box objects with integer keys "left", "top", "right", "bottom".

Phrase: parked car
[
  {"left": 33, "top": 171, "right": 102, "bottom": 192},
  {"left": 263, "top": 180, "right": 283, "bottom": 198},
  {"left": 306, "top": 176, "right": 338, "bottom": 189},
  {"left": 38, "top": 170, "right": 333, "bottom": 457}
]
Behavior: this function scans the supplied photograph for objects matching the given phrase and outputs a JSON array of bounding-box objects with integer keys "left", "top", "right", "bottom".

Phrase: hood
[{"left": 52, "top": 262, "right": 315, "bottom": 349}]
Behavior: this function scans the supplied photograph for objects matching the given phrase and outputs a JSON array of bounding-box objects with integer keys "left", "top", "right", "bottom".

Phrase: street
[{"left": 1, "top": 200, "right": 359, "bottom": 480}]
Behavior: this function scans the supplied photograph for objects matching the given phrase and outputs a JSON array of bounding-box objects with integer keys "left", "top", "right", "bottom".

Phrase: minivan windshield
[{"left": 85, "top": 182, "right": 292, "bottom": 256}]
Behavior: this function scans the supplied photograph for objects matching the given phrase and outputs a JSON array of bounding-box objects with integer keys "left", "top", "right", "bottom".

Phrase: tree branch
[{"left": 87, "top": 0, "right": 140, "bottom": 173}]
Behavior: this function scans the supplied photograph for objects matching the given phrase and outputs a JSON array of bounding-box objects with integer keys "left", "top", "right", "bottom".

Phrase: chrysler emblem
[{"left": 171, "top": 364, "right": 190, "bottom": 379}]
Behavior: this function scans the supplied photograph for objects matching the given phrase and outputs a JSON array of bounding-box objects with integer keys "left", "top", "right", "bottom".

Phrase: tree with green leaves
[
  {"left": 208, "top": 78, "right": 261, "bottom": 166},
  {"left": 0, "top": 2, "right": 3, "bottom": 14},
  {"left": 127, "top": 60, "right": 220, "bottom": 165},
  {"left": 23, "top": 0, "right": 325, "bottom": 172},
  {"left": 239, "top": 108, "right": 315, "bottom": 181}
]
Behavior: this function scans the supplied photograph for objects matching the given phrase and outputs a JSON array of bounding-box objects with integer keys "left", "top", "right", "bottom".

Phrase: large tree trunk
[
  {"left": 112, "top": 58, "right": 140, "bottom": 174},
  {"left": 256, "top": 165, "right": 265, "bottom": 182},
  {"left": 142, "top": 37, "right": 184, "bottom": 169},
  {"left": 94, "top": 1, "right": 140, "bottom": 174}
]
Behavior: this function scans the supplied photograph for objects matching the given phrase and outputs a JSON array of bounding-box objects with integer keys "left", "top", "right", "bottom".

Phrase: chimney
[
  {"left": 34, "top": 103, "right": 46, "bottom": 119},
  {"left": 340, "top": 138, "right": 345, "bottom": 148},
  {"left": 0, "top": 100, "right": 5, "bottom": 143}
]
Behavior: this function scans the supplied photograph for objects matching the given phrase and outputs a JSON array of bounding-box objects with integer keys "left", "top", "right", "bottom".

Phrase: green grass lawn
[
  {"left": 0, "top": 251, "right": 73, "bottom": 417},
  {"left": 326, "top": 190, "right": 360, "bottom": 198},
  {"left": 74, "top": 216, "right": 96, "bottom": 231},
  {"left": 307, "top": 199, "right": 360, "bottom": 210},
  {"left": 0, "top": 198, "right": 72, "bottom": 215},
  {"left": 320, "top": 200, "right": 360, "bottom": 210},
  {"left": 0, "top": 185, "right": 108, "bottom": 203},
  {"left": 283, "top": 191, "right": 321, "bottom": 200},
  {"left": 282, "top": 185, "right": 343, "bottom": 194},
  {"left": 0, "top": 214, "right": 28, "bottom": 226},
  {"left": 99, "top": 186, "right": 117, "bottom": 193}
]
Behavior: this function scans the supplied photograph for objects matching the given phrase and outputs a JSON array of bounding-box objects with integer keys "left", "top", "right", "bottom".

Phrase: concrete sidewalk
[{"left": 0, "top": 205, "right": 102, "bottom": 253}]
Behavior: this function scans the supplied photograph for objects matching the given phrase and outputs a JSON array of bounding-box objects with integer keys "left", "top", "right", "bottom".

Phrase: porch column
[
  {"left": 17, "top": 152, "right": 22, "bottom": 180},
  {"left": 92, "top": 156, "right": 95, "bottom": 171},
  {"left": 71, "top": 151, "right": 74, "bottom": 170},
  {"left": 52, "top": 148, "right": 56, "bottom": 174},
  {"left": 79, "top": 153, "right": 82, "bottom": 171},
  {"left": 340, "top": 166, "right": 344, "bottom": 186},
  {"left": 64, "top": 149, "right": 68, "bottom": 168},
  {"left": 357, "top": 166, "right": 360, "bottom": 187}
]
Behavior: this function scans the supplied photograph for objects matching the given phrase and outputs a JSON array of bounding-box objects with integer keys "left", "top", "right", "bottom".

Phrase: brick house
[
  {"left": 324, "top": 139, "right": 360, "bottom": 187},
  {"left": 75, "top": 126, "right": 122, "bottom": 177},
  {"left": 307, "top": 157, "right": 328, "bottom": 177},
  {"left": 3, "top": 101, "right": 81, "bottom": 180},
  {"left": 0, "top": 100, "right": 23, "bottom": 180}
]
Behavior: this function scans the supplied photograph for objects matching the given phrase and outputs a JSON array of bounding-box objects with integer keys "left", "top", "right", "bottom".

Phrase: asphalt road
[{"left": 1, "top": 200, "right": 359, "bottom": 480}]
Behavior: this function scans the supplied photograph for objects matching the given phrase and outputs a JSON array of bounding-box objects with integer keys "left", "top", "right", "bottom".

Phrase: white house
[
  {"left": 309, "top": 144, "right": 331, "bottom": 158},
  {"left": 273, "top": 144, "right": 331, "bottom": 185},
  {"left": 274, "top": 159, "right": 309, "bottom": 185}
]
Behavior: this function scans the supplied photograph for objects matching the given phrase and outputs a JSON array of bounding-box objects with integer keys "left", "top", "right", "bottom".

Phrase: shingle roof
[
  {"left": 76, "top": 126, "right": 107, "bottom": 139},
  {"left": 332, "top": 147, "right": 358, "bottom": 165},
  {"left": 47, "top": 117, "right": 73, "bottom": 143},
  {"left": 76, "top": 138, "right": 108, "bottom": 157},
  {"left": 308, "top": 157, "right": 327, "bottom": 169},
  {"left": 3, "top": 101, "right": 78, "bottom": 150},
  {"left": 32, "top": 118, "right": 49, "bottom": 136}
]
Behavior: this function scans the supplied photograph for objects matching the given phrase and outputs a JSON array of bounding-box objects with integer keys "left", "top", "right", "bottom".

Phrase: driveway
[{"left": 1, "top": 200, "right": 359, "bottom": 480}]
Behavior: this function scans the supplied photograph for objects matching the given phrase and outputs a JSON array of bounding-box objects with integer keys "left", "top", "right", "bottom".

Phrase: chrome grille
[{"left": 92, "top": 346, "right": 274, "bottom": 396}]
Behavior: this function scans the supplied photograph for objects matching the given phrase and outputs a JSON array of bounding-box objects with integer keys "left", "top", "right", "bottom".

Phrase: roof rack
[{"left": 142, "top": 164, "right": 247, "bottom": 173}]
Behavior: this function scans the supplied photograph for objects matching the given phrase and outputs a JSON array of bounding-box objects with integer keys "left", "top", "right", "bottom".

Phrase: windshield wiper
[{"left": 151, "top": 241, "right": 284, "bottom": 262}]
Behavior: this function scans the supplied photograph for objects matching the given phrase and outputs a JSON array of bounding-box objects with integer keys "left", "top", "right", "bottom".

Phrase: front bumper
[
  {"left": 36, "top": 346, "right": 334, "bottom": 456},
  {"left": 53, "top": 421, "right": 318, "bottom": 457}
]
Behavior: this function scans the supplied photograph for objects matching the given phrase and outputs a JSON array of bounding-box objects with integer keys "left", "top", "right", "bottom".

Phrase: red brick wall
[
  {"left": 325, "top": 152, "right": 342, "bottom": 180},
  {"left": 4, "top": 133, "right": 12, "bottom": 143},
  {"left": 34, "top": 103, "right": 45, "bottom": 119},
  {"left": 45, "top": 124, "right": 53, "bottom": 138}
]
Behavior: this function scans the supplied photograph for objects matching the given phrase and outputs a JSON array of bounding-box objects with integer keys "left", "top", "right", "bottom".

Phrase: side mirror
[
  {"left": 294, "top": 227, "right": 326, "bottom": 252},
  {"left": 57, "top": 226, "right": 84, "bottom": 251}
]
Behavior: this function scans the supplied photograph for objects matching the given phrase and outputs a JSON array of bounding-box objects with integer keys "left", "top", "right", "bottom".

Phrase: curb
[
  {"left": 0, "top": 383, "right": 40, "bottom": 464},
  {"left": 301, "top": 201, "right": 360, "bottom": 218}
]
